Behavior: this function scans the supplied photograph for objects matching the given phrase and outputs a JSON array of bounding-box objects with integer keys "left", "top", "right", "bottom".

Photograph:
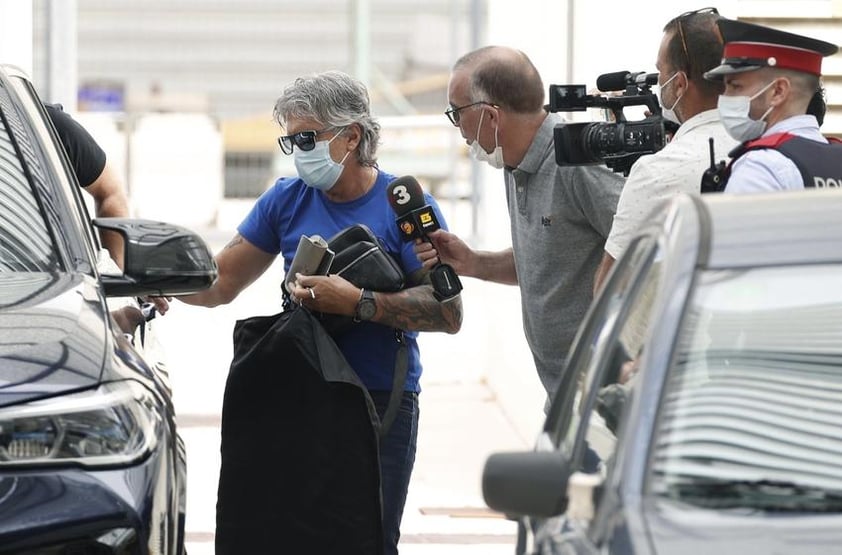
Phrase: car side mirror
[
  {"left": 482, "top": 450, "right": 572, "bottom": 518},
  {"left": 93, "top": 218, "right": 218, "bottom": 297}
]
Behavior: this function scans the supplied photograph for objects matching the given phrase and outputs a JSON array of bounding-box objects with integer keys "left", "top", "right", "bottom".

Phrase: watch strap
[{"left": 354, "top": 288, "right": 376, "bottom": 322}]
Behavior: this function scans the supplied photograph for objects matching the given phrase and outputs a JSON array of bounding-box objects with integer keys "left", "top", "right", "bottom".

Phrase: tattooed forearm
[{"left": 374, "top": 285, "right": 463, "bottom": 333}]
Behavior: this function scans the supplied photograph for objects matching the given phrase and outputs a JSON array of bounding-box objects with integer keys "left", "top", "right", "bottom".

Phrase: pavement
[{"left": 154, "top": 223, "right": 545, "bottom": 555}]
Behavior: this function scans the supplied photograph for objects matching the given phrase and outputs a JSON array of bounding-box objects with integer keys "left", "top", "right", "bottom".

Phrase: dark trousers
[{"left": 369, "top": 390, "right": 419, "bottom": 555}]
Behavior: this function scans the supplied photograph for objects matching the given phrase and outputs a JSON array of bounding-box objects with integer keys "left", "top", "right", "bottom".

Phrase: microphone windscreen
[
  {"left": 596, "top": 70, "right": 630, "bottom": 92},
  {"left": 386, "top": 175, "right": 426, "bottom": 216}
]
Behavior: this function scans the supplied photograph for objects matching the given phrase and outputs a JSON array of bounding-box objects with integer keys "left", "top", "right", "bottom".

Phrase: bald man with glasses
[{"left": 415, "top": 45, "right": 624, "bottom": 402}]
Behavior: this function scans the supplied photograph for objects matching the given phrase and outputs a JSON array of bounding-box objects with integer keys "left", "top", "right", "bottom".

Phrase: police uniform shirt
[{"left": 725, "top": 114, "right": 827, "bottom": 194}]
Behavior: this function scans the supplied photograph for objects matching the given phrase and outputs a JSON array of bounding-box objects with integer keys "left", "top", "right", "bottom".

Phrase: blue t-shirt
[{"left": 237, "top": 169, "right": 447, "bottom": 392}]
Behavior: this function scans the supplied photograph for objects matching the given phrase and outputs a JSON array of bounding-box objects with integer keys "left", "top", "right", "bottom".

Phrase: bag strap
[{"left": 379, "top": 330, "right": 408, "bottom": 442}]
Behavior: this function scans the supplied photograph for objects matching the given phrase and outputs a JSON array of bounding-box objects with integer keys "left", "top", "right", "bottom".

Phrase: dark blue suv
[{"left": 0, "top": 65, "right": 217, "bottom": 554}]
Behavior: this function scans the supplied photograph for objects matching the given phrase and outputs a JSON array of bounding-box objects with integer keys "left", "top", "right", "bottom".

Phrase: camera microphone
[
  {"left": 386, "top": 176, "right": 462, "bottom": 302},
  {"left": 596, "top": 70, "right": 632, "bottom": 92},
  {"left": 596, "top": 70, "right": 659, "bottom": 92}
]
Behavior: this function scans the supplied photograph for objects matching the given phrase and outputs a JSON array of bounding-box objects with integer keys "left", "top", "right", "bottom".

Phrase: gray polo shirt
[{"left": 505, "top": 112, "right": 623, "bottom": 397}]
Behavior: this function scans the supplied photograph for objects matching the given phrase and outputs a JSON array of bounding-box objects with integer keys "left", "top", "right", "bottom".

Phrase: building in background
[
  {"left": 30, "top": 0, "right": 483, "bottom": 210},
  {"left": 33, "top": 0, "right": 480, "bottom": 119}
]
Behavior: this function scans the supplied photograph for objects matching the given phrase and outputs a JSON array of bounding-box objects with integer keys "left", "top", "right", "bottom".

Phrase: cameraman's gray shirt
[{"left": 505, "top": 112, "right": 623, "bottom": 398}]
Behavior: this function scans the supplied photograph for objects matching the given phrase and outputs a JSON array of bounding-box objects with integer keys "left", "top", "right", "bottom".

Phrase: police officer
[{"left": 704, "top": 19, "right": 842, "bottom": 192}]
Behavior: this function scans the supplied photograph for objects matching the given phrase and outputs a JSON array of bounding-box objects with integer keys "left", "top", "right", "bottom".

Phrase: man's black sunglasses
[
  {"left": 444, "top": 101, "right": 497, "bottom": 126},
  {"left": 277, "top": 126, "right": 340, "bottom": 154}
]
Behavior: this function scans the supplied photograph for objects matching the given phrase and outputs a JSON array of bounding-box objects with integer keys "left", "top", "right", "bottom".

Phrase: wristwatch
[{"left": 354, "top": 288, "right": 377, "bottom": 322}]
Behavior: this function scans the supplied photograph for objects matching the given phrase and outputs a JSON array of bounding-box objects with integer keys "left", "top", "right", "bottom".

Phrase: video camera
[{"left": 549, "top": 70, "right": 670, "bottom": 176}]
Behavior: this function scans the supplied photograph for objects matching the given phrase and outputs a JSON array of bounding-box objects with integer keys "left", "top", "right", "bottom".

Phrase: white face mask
[
  {"left": 658, "top": 71, "right": 684, "bottom": 125},
  {"left": 293, "top": 131, "right": 349, "bottom": 191},
  {"left": 468, "top": 109, "right": 504, "bottom": 169},
  {"left": 718, "top": 80, "right": 776, "bottom": 143}
]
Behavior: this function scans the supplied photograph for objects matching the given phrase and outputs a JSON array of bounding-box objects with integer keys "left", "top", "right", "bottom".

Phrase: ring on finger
[{"left": 308, "top": 287, "right": 316, "bottom": 300}]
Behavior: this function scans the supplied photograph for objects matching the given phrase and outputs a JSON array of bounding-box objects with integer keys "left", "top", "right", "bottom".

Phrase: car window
[
  {"left": 582, "top": 258, "right": 663, "bottom": 467},
  {"left": 545, "top": 235, "right": 664, "bottom": 475},
  {"left": 0, "top": 103, "right": 57, "bottom": 272},
  {"left": 650, "top": 264, "right": 842, "bottom": 511},
  {"left": 6, "top": 75, "right": 101, "bottom": 266}
]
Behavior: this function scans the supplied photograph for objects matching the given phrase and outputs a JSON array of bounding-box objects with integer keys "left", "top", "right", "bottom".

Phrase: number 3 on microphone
[{"left": 391, "top": 184, "right": 411, "bottom": 206}]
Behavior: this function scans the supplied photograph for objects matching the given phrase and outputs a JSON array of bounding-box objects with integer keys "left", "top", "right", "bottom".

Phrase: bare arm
[
  {"left": 593, "top": 252, "right": 615, "bottom": 296},
  {"left": 85, "top": 162, "right": 130, "bottom": 268},
  {"left": 471, "top": 247, "right": 518, "bottom": 285},
  {"left": 179, "top": 234, "right": 276, "bottom": 307},
  {"left": 414, "top": 230, "right": 518, "bottom": 285}
]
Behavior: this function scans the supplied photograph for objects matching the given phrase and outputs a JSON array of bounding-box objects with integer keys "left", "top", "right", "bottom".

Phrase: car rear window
[{"left": 650, "top": 265, "right": 842, "bottom": 511}]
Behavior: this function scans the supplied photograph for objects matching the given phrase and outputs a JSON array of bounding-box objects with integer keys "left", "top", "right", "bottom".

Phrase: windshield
[
  {"left": 651, "top": 265, "right": 842, "bottom": 512},
  {"left": 0, "top": 98, "right": 58, "bottom": 274}
]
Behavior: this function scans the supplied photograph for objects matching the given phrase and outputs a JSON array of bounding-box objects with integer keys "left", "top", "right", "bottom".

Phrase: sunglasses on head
[
  {"left": 676, "top": 7, "right": 720, "bottom": 72},
  {"left": 277, "top": 126, "right": 341, "bottom": 155}
]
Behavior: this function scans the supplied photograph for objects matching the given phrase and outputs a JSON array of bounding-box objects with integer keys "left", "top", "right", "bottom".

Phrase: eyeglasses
[
  {"left": 444, "top": 101, "right": 497, "bottom": 126},
  {"left": 277, "top": 127, "right": 339, "bottom": 155},
  {"left": 676, "top": 7, "right": 720, "bottom": 73}
]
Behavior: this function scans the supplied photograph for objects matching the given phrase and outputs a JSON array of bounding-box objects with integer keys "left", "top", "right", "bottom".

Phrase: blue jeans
[{"left": 369, "top": 390, "right": 419, "bottom": 555}]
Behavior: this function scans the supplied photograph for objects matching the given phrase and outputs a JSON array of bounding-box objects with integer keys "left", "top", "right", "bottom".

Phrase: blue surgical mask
[{"left": 294, "top": 131, "right": 349, "bottom": 191}]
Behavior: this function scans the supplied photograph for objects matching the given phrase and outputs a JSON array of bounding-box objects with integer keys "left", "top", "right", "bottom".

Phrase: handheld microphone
[
  {"left": 386, "top": 176, "right": 462, "bottom": 302},
  {"left": 387, "top": 175, "right": 442, "bottom": 240}
]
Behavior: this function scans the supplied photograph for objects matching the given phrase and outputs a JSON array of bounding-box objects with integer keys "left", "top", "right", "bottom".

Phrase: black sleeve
[{"left": 44, "top": 103, "right": 107, "bottom": 188}]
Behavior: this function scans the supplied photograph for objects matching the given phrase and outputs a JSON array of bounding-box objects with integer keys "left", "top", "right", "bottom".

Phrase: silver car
[{"left": 483, "top": 190, "right": 842, "bottom": 555}]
